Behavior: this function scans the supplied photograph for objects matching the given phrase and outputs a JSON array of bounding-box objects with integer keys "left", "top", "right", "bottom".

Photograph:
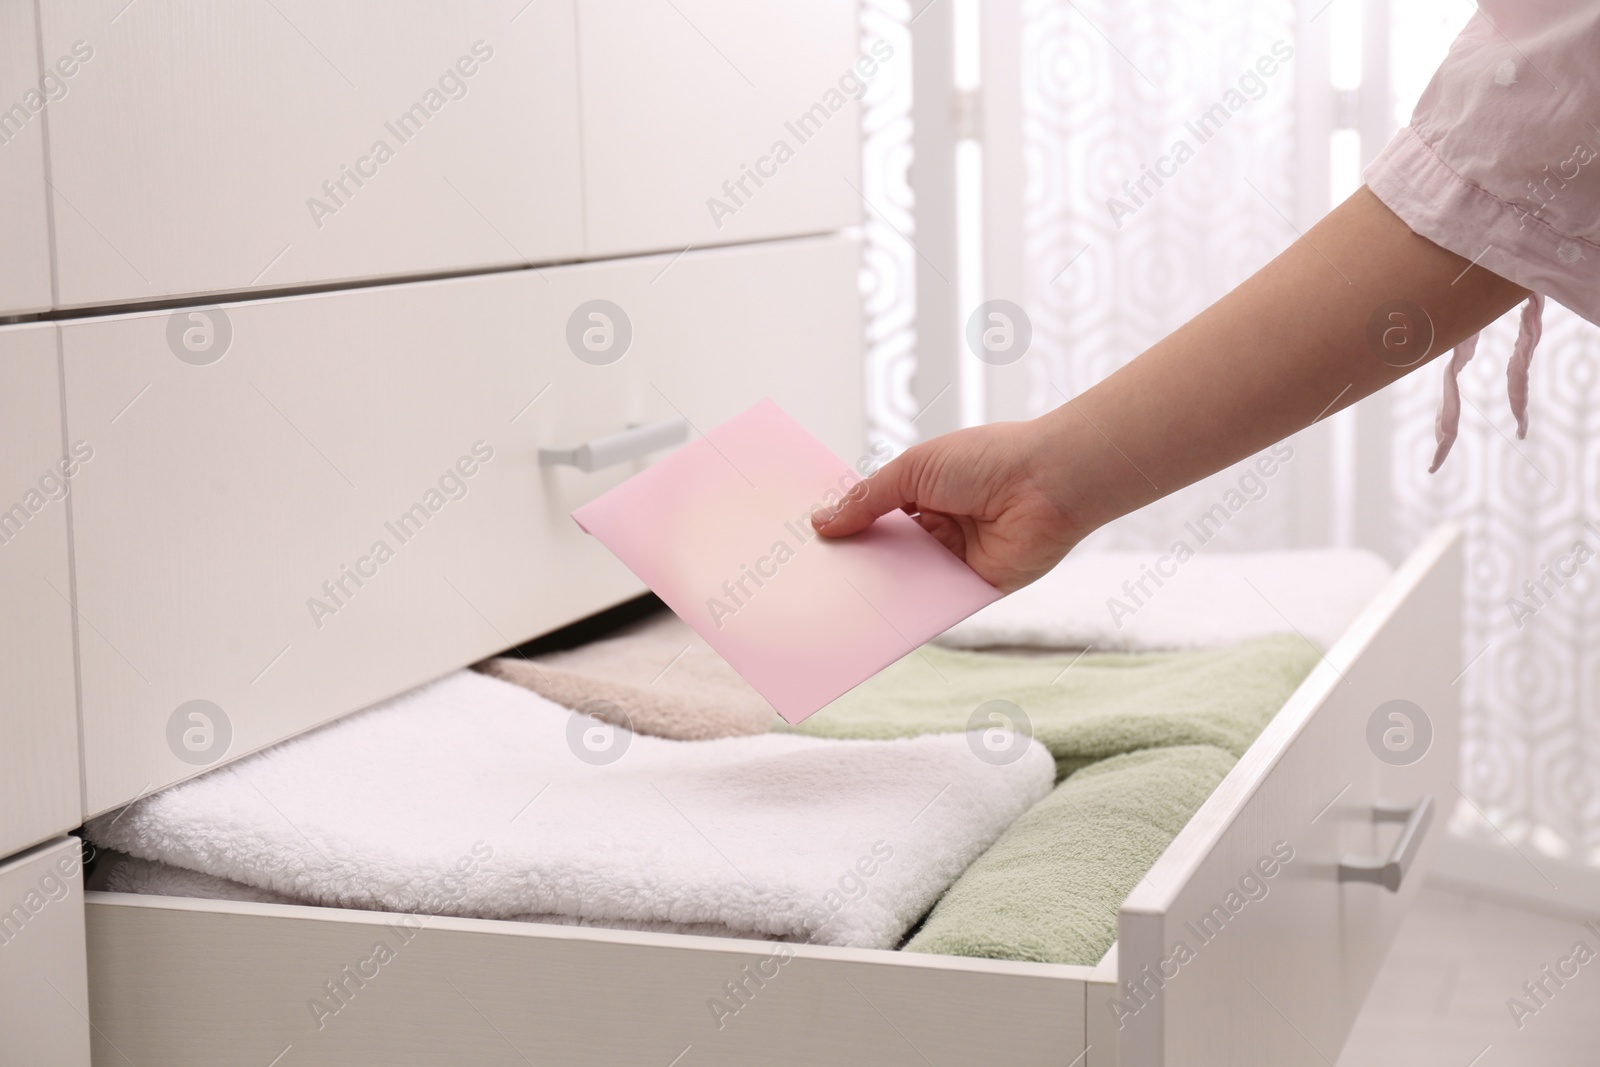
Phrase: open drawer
[{"left": 82, "top": 526, "right": 1462, "bottom": 1066}]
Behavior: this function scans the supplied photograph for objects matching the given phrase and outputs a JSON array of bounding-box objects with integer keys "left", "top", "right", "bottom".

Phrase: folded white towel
[
  {"left": 96, "top": 852, "right": 299, "bottom": 904},
  {"left": 93, "top": 853, "right": 777, "bottom": 940},
  {"left": 935, "top": 548, "right": 1392, "bottom": 653},
  {"left": 85, "top": 670, "right": 1054, "bottom": 949}
]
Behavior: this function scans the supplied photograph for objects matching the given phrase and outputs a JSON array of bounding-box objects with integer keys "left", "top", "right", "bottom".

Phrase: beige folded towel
[{"left": 476, "top": 611, "right": 775, "bottom": 739}]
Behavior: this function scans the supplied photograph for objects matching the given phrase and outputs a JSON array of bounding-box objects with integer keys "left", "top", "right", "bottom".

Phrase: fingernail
[{"left": 810, "top": 506, "right": 833, "bottom": 528}]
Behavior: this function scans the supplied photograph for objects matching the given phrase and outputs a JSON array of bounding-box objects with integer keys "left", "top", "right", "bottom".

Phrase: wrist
[{"left": 1019, "top": 408, "right": 1105, "bottom": 550}]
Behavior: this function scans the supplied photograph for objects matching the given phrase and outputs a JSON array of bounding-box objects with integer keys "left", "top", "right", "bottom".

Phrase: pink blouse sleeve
[{"left": 1363, "top": 0, "right": 1600, "bottom": 470}]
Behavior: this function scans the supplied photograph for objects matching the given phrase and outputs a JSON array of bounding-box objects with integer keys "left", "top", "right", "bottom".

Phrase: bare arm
[{"left": 815, "top": 187, "right": 1529, "bottom": 591}]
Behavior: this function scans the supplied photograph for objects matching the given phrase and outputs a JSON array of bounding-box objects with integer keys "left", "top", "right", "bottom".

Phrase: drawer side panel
[{"left": 1116, "top": 527, "right": 1463, "bottom": 1067}]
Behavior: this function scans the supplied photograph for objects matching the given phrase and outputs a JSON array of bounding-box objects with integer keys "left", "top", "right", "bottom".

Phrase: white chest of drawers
[{"left": 1, "top": 2, "right": 865, "bottom": 1062}]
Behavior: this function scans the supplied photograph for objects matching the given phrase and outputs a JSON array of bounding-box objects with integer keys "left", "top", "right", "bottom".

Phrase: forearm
[{"left": 1034, "top": 186, "right": 1528, "bottom": 537}]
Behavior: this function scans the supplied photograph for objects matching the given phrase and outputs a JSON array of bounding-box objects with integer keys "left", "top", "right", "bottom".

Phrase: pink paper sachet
[{"left": 572, "top": 399, "right": 1002, "bottom": 724}]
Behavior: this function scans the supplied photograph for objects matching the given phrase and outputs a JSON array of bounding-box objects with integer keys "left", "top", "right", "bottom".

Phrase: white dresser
[{"left": 0, "top": 2, "right": 865, "bottom": 1062}]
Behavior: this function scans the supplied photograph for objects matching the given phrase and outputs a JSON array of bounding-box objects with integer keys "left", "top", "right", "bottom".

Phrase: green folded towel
[
  {"left": 783, "top": 634, "right": 1318, "bottom": 779},
  {"left": 904, "top": 744, "right": 1238, "bottom": 965}
]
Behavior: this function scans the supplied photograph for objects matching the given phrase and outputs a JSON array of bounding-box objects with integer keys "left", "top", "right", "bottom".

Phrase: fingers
[{"left": 812, "top": 451, "right": 918, "bottom": 537}]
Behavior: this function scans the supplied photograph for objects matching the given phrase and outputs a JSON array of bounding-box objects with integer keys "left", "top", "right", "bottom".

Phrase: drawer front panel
[
  {"left": 0, "top": 324, "right": 82, "bottom": 857},
  {"left": 1116, "top": 527, "right": 1463, "bottom": 1067},
  {"left": 65, "top": 234, "right": 862, "bottom": 815},
  {"left": 0, "top": 0, "right": 53, "bottom": 314},
  {"left": 0, "top": 839, "right": 92, "bottom": 1067},
  {"left": 578, "top": 0, "right": 864, "bottom": 258},
  {"left": 87, "top": 897, "right": 1085, "bottom": 1067},
  {"left": 40, "top": 0, "right": 584, "bottom": 308}
]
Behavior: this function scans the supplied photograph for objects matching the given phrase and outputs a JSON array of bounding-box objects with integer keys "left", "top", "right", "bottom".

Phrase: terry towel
[
  {"left": 784, "top": 635, "right": 1318, "bottom": 779},
  {"left": 905, "top": 745, "right": 1238, "bottom": 965},
  {"left": 936, "top": 548, "right": 1392, "bottom": 652},
  {"left": 95, "top": 852, "right": 302, "bottom": 905},
  {"left": 90, "top": 852, "right": 798, "bottom": 940},
  {"left": 84, "top": 669, "right": 1054, "bottom": 949},
  {"left": 478, "top": 611, "right": 774, "bottom": 740}
]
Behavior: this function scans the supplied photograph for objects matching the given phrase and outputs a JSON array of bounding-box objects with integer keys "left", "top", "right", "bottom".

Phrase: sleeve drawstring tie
[{"left": 1428, "top": 292, "right": 1545, "bottom": 473}]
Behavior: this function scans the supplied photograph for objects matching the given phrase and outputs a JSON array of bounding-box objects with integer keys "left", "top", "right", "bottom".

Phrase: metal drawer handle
[
  {"left": 538, "top": 418, "right": 688, "bottom": 472},
  {"left": 1337, "top": 794, "right": 1434, "bottom": 892}
]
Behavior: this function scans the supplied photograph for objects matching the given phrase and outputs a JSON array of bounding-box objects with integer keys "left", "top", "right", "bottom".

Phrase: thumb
[{"left": 812, "top": 452, "right": 918, "bottom": 537}]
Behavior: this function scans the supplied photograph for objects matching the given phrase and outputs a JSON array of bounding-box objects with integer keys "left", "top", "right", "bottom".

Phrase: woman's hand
[{"left": 810, "top": 420, "right": 1085, "bottom": 593}]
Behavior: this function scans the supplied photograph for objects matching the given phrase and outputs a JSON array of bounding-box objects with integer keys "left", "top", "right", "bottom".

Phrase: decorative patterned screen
[
  {"left": 859, "top": 0, "right": 920, "bottom": 454},
  {"left": 1003, "top": 0, "right": 1307, "bottom": 553},
  {"left": 859, "top": 0, "right": 1311, "bottom": 543}
]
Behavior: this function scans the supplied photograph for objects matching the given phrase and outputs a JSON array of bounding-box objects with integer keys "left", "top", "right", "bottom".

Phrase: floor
[{"left": 1336, "top": 883, "right": 1600, "bottom": 1066}]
